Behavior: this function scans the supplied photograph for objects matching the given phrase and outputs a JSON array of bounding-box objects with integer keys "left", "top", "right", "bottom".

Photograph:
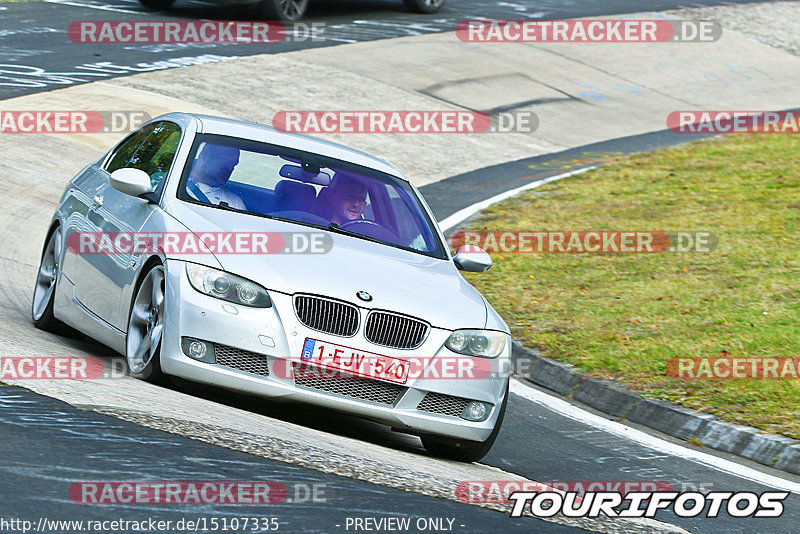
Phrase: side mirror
[
  {"left": 453, "top": 245, "right": 492, "bottom": 273},
  {"left": 109, "top": 168, "right": 154, "bottom": 198}
]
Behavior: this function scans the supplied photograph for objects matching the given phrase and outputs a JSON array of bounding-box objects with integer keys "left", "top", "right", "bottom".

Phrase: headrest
[{"left": 275, "top": 180, "right": 316, "bottom": 209}]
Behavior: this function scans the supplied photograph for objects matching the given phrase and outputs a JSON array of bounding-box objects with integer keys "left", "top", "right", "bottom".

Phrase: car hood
[{"left": 165, "top": 201, "right": 488, "bottom": 330}]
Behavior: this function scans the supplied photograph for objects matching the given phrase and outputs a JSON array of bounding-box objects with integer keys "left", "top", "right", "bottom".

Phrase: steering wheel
[{"left": 340, "top": 219, "right": 399, "bottom": 242}]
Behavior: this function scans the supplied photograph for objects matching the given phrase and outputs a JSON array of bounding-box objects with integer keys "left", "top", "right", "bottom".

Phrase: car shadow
[{"left": 166, "top": 375, "right": 427, "bottom": 455}]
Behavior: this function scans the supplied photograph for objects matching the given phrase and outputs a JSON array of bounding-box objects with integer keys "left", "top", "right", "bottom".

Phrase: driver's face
[{"left": 333, "top": 189, "right": 367, "bottom": 223}]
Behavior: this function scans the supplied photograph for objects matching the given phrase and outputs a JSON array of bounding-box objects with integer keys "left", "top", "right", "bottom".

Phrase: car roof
[{"left": 165, "top": 113, "right": 407, "bottom": 181}]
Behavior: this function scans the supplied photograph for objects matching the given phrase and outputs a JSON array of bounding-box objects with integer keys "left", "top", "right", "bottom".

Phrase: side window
[
  {"left": 105, "top": 124, "right": 157, "bottom": 174},
  {"left": 105, "top": 122, "right": 182, "bottom": 189}
]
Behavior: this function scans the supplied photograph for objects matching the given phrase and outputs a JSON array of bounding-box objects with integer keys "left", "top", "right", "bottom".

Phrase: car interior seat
[
  {"left": 274, "top": 180, "right": 317, "bottom": 213},
  {"left": 314, "top": 185, "right": 335, "bottom": 219}
]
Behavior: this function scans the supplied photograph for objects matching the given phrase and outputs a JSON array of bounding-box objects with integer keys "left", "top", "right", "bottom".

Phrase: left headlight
[
  {"left": 445, "top": 329, "right": 507, "bottom": 358},
  {"left": 186, "top": 263, "right": 271, "bottom": 308}
]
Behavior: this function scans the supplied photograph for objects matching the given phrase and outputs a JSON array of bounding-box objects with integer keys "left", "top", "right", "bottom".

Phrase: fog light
[
  {"left": 189, "top": 341, "right": 207, "bottom": 358},
  {"left": 461, "top": 401, "right": 490, "bottom": 422},
  {"left": 181, "top": 338, "right": 216, "bottom": 364}
]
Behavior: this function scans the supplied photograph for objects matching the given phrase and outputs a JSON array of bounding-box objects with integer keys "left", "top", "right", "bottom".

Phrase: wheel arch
[
  {"left": 40, "top": 219, "right": 61, "bottom": 259},
  {"left": 126, "top": 255, "right": 166, "bottom": 331}
]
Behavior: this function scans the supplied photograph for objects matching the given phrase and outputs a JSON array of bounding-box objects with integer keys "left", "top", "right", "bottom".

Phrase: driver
[
  {"left": 329, "top": 175, "right": 368, "bottom": 225},
  {"left": 187, "top": 143, "right": 246, "bottom": 210}
]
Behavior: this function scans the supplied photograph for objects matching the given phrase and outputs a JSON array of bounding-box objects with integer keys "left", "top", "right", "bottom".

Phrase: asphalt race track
[
  {"left": 0, "top": 387, "right": 567, "bottom": 533},
  {"left": 1, "top": 1, "right": 800, "bottom": 533},
  {"left": 0, "top": 0, "right": 778, "bottom": 99}
]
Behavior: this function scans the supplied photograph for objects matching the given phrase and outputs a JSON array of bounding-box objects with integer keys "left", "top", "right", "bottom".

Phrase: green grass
[{"left": 463, "top": 133, "right": 800, "bottom": 438}]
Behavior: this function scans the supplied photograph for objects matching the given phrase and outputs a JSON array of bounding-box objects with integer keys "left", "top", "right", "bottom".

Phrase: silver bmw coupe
[
  {"left": 32, "top": 112, "right": 509, "bottom": 461},
  {"left": 137, "top": 0, "right": 446, "bottom": 23}
]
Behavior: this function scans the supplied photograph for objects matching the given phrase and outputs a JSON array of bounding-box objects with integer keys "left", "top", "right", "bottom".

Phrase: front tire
[
  {"left": 421, "top": 381, "right": 508, "bottom": 462},
  {"left": 126, "top": 264, "right": 166, "bottom": 383},
  {"left": 403, "top": 0, "right": 445, "bottom": 14},
  {"left": 258, "top": 0, "right": 308, "bottom": 21},
  {"left": 138, "top": 0, "right": 175, "bottom": 9},
  {"left": 31, "top": 227, "right": 70, "bottom": 334}
]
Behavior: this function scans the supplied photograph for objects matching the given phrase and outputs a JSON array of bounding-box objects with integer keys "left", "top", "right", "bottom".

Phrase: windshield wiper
[{"left": 326, "top": 222, "right": 385, "bottom": 246}]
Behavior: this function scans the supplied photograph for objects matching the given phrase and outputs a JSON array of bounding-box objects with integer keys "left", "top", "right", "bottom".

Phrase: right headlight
[
  {"left": 445, "top": 329, "right": 507, "bottom": 358},
  {"left": 186, "top": 263, "right": 271, "bottom": 308}
]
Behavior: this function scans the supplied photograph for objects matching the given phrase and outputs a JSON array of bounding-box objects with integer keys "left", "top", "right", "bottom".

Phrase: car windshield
[{"left": 178, "top": 134, "right": 446, "bottom": 259}]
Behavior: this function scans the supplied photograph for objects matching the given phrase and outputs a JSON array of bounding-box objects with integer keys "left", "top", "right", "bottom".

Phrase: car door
[
  {"left": 73, "top": 121, "right": 182, "bottom": 330},
  {"left": 66, "top": 124, "right": 156, "bottom": 323},
  {"left": 60, "top": 164, "right": 103, "bottom": 286}
]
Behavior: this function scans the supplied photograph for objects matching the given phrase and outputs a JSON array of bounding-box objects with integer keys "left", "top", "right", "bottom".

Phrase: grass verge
[{"left": 463, "top": 133, "right": 800, "bottom": 438}]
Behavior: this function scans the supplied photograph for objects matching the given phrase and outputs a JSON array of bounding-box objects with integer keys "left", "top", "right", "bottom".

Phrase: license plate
[{"left": 300, "top": 338, "right": 409, "bottom": 385}]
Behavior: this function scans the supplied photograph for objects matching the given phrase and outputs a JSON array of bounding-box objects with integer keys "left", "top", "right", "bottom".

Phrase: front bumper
[{"left": 159, "top": 259, "right": 510, "bottom": 442}]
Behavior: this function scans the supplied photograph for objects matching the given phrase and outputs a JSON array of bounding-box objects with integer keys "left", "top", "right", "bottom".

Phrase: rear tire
[
  {"left": 421, "top": 380, "right": 508, "bottom": 462},
  {"left": 403, "top": 0, "right": 445, "bottom": 14},
  {"left": 138, "top": 0, "right": 175, "bottom": 9},
  {"left": 126, "top": 263, "right": 167, "bottom": 383},
  {"left": 258, "top": 0, "right": 308, "bottom": 21}
]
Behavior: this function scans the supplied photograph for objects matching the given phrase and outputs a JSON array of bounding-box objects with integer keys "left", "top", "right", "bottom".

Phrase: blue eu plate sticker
[{"left": 301, "top": 338, "right": 316, "bottom": 361}]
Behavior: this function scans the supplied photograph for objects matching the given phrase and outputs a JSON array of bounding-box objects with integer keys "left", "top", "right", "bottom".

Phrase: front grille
[
  {"left": 294, "top": 295, "right": 359, "bottom": 337},
  {"left": 215, "top": 344, "right": 270, "bottom": 377},
  {"left": 417, "top": 392, "right": 471, "bottom": 417},
  {"left": 292, "top": 362, "right": 405, "bottom": 405},
  {"left": 365, "top": 311, "right": 429, "bottom": 349}
]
